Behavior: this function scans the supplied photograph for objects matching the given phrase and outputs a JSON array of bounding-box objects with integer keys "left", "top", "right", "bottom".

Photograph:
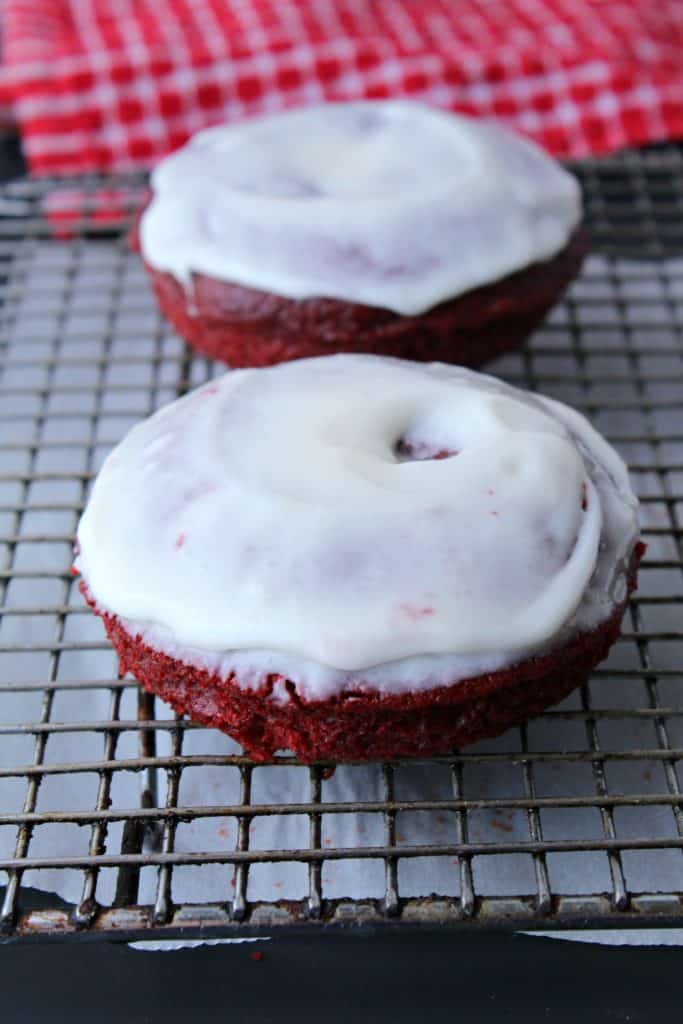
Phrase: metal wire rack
[{"left": 1, "top": 148, "right": 683, "bottom": 943}]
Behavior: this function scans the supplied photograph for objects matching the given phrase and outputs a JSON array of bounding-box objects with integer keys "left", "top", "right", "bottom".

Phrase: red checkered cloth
[{"left": 1, "top": 0, "right": 682, "bottom": 176}]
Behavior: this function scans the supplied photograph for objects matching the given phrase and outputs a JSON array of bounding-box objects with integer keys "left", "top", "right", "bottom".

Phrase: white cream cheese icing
[
  {"left": 76, "top": 355, "right": 639, "bottom": 700},
  {"left": 139, "top": 101, "right": 581, "bottom": 316}
]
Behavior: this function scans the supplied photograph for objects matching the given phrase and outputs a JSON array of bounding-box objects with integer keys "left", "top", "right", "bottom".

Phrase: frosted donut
[
  {"left": 76, "top": 355, "right": 642, "bottom": 761},
  {"left": 136, "top": 101, "right": 585, "bottom": 368}
]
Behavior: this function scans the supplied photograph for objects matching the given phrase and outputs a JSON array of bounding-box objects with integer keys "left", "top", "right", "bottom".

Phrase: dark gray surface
[{"left": 1, "top": 931, "right": 681, "bottom": 1023}]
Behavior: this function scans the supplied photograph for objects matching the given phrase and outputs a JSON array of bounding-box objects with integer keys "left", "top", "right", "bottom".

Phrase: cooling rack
[{"left": 0, "top": 148, "right": 683, "bottom": 943}]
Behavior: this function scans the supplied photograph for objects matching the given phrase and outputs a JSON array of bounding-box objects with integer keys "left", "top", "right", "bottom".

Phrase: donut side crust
[
  {"left": 79, "top": 541, "right": 643, "bottom": 763},
  {"left": 133, "top": 216, "right": 587, "bottom": 368}
]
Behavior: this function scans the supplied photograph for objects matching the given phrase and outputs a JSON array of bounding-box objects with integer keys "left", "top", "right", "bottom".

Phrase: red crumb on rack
[
  {"left": 70, "top": 566, "right": 79, "bottom": 576},
  {"left": 250, "top": 950, "right": 264, "bottom": 962},
  {"left": 399, "top": 603, "right": 435, "bottom": 620},
  {"left": 175, "top": 532, "right": 187, "bottom": 550}
]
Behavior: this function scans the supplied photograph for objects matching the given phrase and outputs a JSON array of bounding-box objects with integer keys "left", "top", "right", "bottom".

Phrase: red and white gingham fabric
[{"left": 1, "top": 0, "right": 682, "bottom": 176}]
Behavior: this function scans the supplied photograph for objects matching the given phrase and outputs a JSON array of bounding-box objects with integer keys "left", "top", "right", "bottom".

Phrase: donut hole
[{"left": 394, "top": 438, "right": 459, "bottom": 463}]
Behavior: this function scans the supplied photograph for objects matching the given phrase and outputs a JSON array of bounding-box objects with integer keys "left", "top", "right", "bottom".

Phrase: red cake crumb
[
  {"left": 79, "top": 542, "right": 643, "bottom": 764},
  {"left": 132, "top": 214, "right": 586, "bottom": 368}
]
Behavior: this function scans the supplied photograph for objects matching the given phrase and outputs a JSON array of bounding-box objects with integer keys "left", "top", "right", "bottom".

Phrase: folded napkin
[{"left": 1, "top": 0, "right": 682, "bottom": 175}]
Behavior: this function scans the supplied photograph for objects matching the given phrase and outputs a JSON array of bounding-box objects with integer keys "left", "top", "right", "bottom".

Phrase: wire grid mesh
[{"left": 0, "top": 149, "right": 682, "bottom": 941}]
